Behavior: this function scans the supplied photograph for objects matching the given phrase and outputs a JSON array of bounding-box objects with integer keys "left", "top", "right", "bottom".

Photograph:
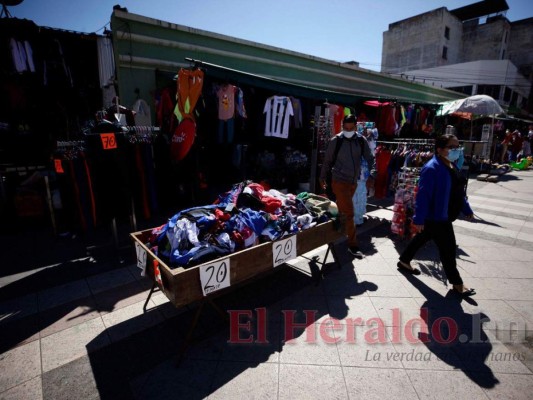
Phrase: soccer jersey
[{"left": 263, "top": 96, "right": 294, "bottom": 138}]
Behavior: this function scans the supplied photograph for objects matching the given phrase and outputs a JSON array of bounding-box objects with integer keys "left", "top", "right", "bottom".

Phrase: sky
[{"left": 7, "top": 0, "right": 533, "bottom": 72}]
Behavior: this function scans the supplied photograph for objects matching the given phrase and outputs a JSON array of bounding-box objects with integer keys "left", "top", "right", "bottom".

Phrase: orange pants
[
  {"left": 332, "top": 180, "right": 358, "bottom": 246},
  {"left": 174, "top": 68, "right": 204, "bottom": 122}
]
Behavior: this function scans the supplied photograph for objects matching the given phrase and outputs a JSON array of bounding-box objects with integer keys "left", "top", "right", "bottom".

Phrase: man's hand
[{"left": 320, "top": 180, "right": 327, "bottom": 190}]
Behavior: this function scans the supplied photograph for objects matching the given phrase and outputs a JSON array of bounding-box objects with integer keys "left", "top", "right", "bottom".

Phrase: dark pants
[{"left": 400, "top": 220, "right": 463, "bottom": 285}]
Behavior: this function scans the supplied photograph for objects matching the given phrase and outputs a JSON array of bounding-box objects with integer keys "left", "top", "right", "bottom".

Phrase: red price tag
[
  {"left": 100, "top": 133, "right": 117, "bottom": 150},
  {"left": 54, "top": 159, "right": 64, "bottom": 174}
]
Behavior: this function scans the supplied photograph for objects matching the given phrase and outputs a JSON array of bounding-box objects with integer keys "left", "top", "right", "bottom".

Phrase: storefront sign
[
  {"left": 273, "top": 236, "right": 297, "bottom": 267},
  {"left": 200, "top": 258, "right": 230, "bottom": 296}
]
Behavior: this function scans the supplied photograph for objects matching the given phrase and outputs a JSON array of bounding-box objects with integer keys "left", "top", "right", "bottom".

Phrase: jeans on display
[
  {"left": 352, "top": 178, "right": 367, "bottom": 225},
  {"left": 217, "top": 118, "right": 235, "bottom": 144}
]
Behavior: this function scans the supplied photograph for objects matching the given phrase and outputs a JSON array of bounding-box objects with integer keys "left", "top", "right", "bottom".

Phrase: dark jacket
[{"left": 320, "top": 131, "right": 376, "bottom": 184}]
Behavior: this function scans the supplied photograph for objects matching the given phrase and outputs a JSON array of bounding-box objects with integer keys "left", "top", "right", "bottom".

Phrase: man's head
[{"left": 343, "top": 114, "right": 356, "bottom": 132}]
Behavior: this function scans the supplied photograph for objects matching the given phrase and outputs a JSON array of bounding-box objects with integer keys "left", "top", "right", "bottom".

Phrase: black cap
[{"left": 343, "top": 114, "right": 356, "bottom": 124}]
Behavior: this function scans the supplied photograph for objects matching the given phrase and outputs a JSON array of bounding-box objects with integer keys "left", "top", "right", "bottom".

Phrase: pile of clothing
[{"left": 145, "top": 181, "right": 338, "bottom": 269}]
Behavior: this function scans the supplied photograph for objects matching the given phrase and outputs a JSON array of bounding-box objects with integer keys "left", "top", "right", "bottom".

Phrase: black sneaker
[{"left": 348, "top": 246, "right": 363, "bottom": 259}]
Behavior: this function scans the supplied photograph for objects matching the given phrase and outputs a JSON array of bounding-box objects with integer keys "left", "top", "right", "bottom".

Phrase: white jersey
[{"left": 263, "top": 96, "right": 294, "bottom": 138}]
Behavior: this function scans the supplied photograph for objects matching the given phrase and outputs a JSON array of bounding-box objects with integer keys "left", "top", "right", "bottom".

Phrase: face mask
[
  {"left": 446, "top": 148, "right": 461, "bottom": 162},
  {"left": 343, "top": 130, "right": 356, "bottom": 139}
]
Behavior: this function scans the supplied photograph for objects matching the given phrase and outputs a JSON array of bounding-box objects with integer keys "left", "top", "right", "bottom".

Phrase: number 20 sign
[
  {"left": 199, "top": 259, "right": 230, "bottom": 296},
  {"left": 273, "top": 236, "right": 297, "bottom": 268}
]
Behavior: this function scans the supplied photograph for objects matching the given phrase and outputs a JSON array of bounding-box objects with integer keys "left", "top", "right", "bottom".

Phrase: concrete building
[{"left": 381, "top": 0, "right": 533, "bottom": 116}]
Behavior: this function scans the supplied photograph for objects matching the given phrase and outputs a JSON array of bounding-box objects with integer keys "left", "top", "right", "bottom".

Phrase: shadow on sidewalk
[
  {"left": 399, "top": 271, "right": 499, "bottom": 389},
  {"left": 42, "top": 255, "right": 377, "bottom": 399}
]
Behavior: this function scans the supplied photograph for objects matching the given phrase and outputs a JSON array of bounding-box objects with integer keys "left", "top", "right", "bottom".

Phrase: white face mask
[{"left": 343, "top": 130, "right": 356, "bottom": 138}]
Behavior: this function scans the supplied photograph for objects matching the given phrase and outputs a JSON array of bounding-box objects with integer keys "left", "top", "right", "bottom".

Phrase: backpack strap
[{"left": 331, "top": 137, "right": 343, "bottom": 167}]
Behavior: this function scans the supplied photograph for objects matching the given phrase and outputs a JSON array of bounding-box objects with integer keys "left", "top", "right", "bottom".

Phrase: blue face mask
[{"left": 446, "top": 148, "right": 461, "bottom": 162}]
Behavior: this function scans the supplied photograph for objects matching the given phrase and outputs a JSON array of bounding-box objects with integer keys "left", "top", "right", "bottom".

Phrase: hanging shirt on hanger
[
  {"left": 290, "top": 97, "right": 303, "bottom": 128},
  {"left": 132, "top": 98, "right": 152, "bottom": 126},
  {"left": 217, "top": 84, "right": 237, "bottom": 120},
  {"left": 263, "top": 96, "right": 294, "bottom": 139}
]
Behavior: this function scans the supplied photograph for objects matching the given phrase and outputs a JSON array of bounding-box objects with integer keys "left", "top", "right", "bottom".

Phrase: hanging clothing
[
  {"left": 374, "top": 145, "right": 392, "bottom": 199},
  {"left": 216, "top": 84, "right": 237, "bottom": 120},
  {"left": 132, "top": 98, "right": 152, "bottom": 126},
  {"left": 290, "top": 97, "right": 303, "bottom": 128},
  {"left": 174, "top": 68, "right": 204, "bottom": 123},
  {"left": 353, "top": 158, "right": 370, "bottom": 225},
  {"left": 263, "top": 96, "right": 294, "bottom": 138}
]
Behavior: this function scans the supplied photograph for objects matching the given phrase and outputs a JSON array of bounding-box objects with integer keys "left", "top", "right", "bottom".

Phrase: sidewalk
[{"left": 1, "top": 170, "right": 532, "bottom": 399}]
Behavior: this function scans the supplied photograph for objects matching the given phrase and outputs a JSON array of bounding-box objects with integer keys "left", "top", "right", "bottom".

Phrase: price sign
[
  {"left": 272, "top": 235, "right": 297, "bottom": 268},
  {"left": 54, "top": 159, "right": 64, "bottom": 174},
  {"left": 135, "top": 242, "right": 147, "bottom": 276},
  {"left": 199, "top": 258, "right": 230, "bottom": 296},
  {"left": 100, "top": 133, "right": 117, "bottom": 150}
]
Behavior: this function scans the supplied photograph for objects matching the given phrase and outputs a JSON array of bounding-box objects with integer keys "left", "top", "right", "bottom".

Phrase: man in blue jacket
[{"left": 397, "top": 134, "right": 476, "bottom": 297}]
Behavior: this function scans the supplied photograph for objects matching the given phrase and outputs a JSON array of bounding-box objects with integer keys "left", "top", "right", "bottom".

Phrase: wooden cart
[{"left": 131, "top": 219, "right": 345, "bottom": 361}]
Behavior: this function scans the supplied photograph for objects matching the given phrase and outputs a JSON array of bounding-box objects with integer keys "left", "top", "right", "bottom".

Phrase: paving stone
[
  {"left": 39, "top": 296, "right": 101, "bottom": 338},
  {"left": 407, "top": 369, "right": 493, "bottom": 398},
  {"left": 0, "top": 313, "right": 40, "bottom": 354},
  {"left": 0, "top": 340, "right": 40, "bottom": 393},
  {"left": 92, "top": 280, "right": 153, "bottom": 315},
  {"left": 505, "top": 300, "right": 533, "bottom": 325},
  {"left": 279, "top": 323, "right": 341, "bottom": 366},
  {"left": 278, "top": 364, "right": 347, "bottom": 400},
  {"left": 0, "top": 376, "right": 42, "bottom": 400},
  {"left": 326, "top": 294, "right": 378, "bottom": 323},
  {"left": 38, "top": 280, "right": 91, "bottom": 311},
  {"left": 483, "top": 373, "right": 533, "bottom": 400},
  {"left": 209, "top": 361, "right": 278, "bottom": 400},
  {"left": 40, "top": 317, "right": 109, "bottom": 373},
  {"left": 357, "top": 274, "right": 413, "bottom": 298},
  {"left": 129, "top": 358, "right": 217, "bottom": 399},
  {"left": 0, "top": 293, "right": 38, "bottom": 324},
  {"left": 220, "top": 321, "right": 280, "bottom": 364},
  {"left": 41, "top": 356, "right": 100, "bottom": 400},
  {"left": 100, "top": 300, "right": 163, "bottom": 342},
  {"left": 369, "top": 296, "right": 422, "bottom": 327},
  {"left": 337, "top": 335, "right": 405, "bottom": 369},
  {"left": 343, "top": 367, "right": 418, "bottom": 400},
  {"left": 86, "top": 266, "right": 137, "bottom": 294}
]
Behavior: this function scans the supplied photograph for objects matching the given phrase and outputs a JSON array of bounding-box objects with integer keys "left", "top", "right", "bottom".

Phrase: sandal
[
  {"left": 453, "top": 287, "right": 476, "bottom": 297},
  {"left": 397, "top": 261, "right": 421, "bottom": 275}
]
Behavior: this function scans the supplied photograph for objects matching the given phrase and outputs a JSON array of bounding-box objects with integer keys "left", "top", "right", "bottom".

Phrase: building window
[
  {"left": 449, "top": 86, "right": 473, "bottom": 96},
  {"left": 444, "top": 26, "right": 450, "bottom": 39},
  {"left": 442, "top": 46, "right": 448, "bottom": 60},
  {"left": 504, "top": 31, "right": 508, "bottom": 43},
  {"left": 478, "top": 85, "right": 501, "bottom": 100},
  {"left": 504, "top": 87, "right": 512, "bottom": 102}
]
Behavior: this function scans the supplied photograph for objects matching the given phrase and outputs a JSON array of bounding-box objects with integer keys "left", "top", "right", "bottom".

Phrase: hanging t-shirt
[
  {"left": 263, "top": 96, "right": 294, "bottom": 138},
  {"left": 217, "top": 84, "right": 237, "bottom": 121},
  {"left": 328, "top": 104, "right": 344, "bottom": 135},
  {"left": 290, "top": 97, "right": 303, "bottom": 128},
  {"left": 132, "top": 98, "right": 152, "bottom": 126}
]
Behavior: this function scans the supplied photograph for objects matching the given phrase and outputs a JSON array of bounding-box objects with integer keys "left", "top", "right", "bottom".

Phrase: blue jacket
[{"left": 413, "top": 155, "right": 473, "bottom": 225}]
